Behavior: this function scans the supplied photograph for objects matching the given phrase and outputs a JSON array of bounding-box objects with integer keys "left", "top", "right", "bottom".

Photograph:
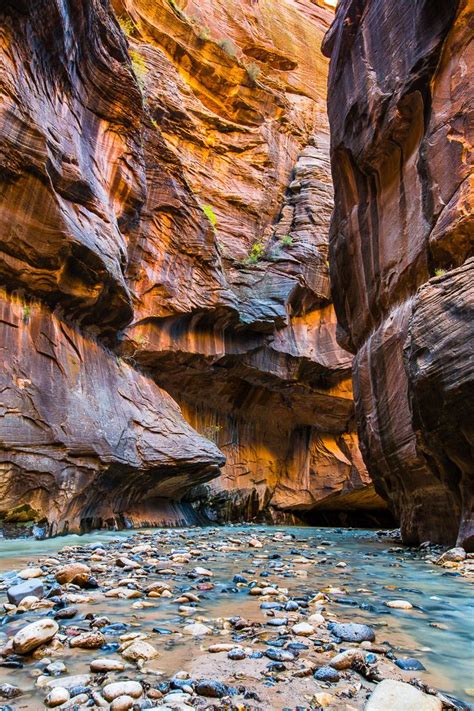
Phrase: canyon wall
[
  {"left": 324, "top": 0, "right": 473, "bottom": 547},
  {"left": 0, "top": 0, "right": 384, "bottom": 534}
]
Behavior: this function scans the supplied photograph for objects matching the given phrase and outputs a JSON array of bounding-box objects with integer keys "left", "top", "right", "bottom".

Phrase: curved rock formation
[
  {"left": 0, "top": 0, "right": 384, "bottom": 532},
  {"left": 0, "top": 292, "right": 223, "bottom": 535},
  {"left": 324, "top": 0, "right": 473, "bottom": 547}
]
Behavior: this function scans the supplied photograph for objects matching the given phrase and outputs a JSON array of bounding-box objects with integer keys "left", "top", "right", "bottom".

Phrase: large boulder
[{"left": 365, "top": 680, "right": 442, "bottom": 711}]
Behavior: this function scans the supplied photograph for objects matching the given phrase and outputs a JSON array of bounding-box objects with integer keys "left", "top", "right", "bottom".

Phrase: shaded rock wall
[
  {"left": 0, "top": 0, "right": 383, "bottom": 531},
  {"left": 324, "top": 0, "right": 473, "bottom": 547}
]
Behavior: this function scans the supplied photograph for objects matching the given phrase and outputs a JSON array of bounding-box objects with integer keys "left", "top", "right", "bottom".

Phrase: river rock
[
  {"left": 265, "top": 648, "right": 296, "bottom": 662},
  {"left": 12, "top": 619, "right": 59, "bottom": 654},
  {"left": 194, "top": 567, "right": 213, "bottom": 576},
  {"left": 308, "top": 613, "right": 325, "bottom": 626},
  {"left": 314, "top": 665, "right": 340, "bottom": 682},
  {"left": 102, "top": 681, "right": 143, "bottom": 701},
  {"left": 436, "top": 548, "right": 466, "bottom": 565},
  {"left": 7, "top": 579, "right": 44, "bottom": 605},
  {"left": 120, "top": 639, "right": 158, "bottom": 661},
  {"left": 90, "top": 658, "right": 125, "bottom": 672},
  {"left": 208, "top": 644, "right": 237, "bottom": 653},
  {"left": 330, "top": 648, "right": 364, "bottom": 670},
  {"left": 45, "top": 675, "right": 91, "bottom": 691},
  {"left": 0, "top": 684, "right": 22, "bottom": 700},
  {"left": 70, "top": 631, "right": 105, "bottom": 649},
  {"left": 395, "top": 658, "right": 426, "bottom": 671},
  {"left": 110, "top": 695, "right": 135, "bottom": 711},
  {"left": 312, "top": 692, "right": 335, "bottom": 707},
  {"left": 17, "top": 595, "right": 40, "bottom": 610},
  {"left": 292, "top": 622, "right": 315, "bottom": 636},
  {"left": 330, "top": 622, "right": 375, "bottom": 643},
  {"left": 55, "top": 563, "right": 91, "bottom": 587},
  {"left": 385, "top": 600, "right": 413, "bottom": 609},
  {"left": 45, "top": 687, "right": 70, "bottom": 707},
  {"left": 182, "top": 622, "right": 212, "bottom": 636},
  {"left": 18, "top": 567, "right": 43, "bottom": 579},
  {"left": 54, "top": 606, "right": 78, "bottom": 620},
  {"left": 195, "top": 679, "right": 229, "bottom": 698},
  {"left": 365, "top": 680, "right": 442, "bottom": 711}
]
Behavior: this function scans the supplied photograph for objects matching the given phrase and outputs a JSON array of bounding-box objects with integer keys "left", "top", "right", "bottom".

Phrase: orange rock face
[
  {"left": 324, "top": 0, "right": 473, "bottom": 547},
  {"left": 0, "top": 0, "right": 384, "bottom": 531}
]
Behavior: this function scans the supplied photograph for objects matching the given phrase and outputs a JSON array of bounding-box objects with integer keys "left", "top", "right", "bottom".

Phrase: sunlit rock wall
[{"left": 0, "top": 0, "right": 383, "bottom": 531}]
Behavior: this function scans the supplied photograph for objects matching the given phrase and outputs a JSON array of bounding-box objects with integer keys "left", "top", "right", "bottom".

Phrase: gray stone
[
  {"left": 330, "top": 622, "right": 375, "bottom": 643},
  {"left": 7, "top": 579, "right": 44, "bottom": 606}
]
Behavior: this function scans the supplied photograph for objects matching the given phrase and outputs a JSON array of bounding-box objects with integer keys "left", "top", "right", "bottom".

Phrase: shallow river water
[{"left": 0, "top": 525, "right": 472, "bottom": 709}]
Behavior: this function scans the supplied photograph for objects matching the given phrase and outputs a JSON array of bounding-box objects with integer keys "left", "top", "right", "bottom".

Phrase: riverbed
[{"left": 0, "top": 526, "right": 472, "bottom": 710}]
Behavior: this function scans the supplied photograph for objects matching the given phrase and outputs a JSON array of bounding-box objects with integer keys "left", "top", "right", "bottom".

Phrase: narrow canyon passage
[{"left": 0, "top": 0, "right": 472, "bottom": 708}]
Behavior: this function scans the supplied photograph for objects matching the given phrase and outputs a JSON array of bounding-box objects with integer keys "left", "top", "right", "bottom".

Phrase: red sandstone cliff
[
  {"left": 0, "top": 0, "right": 382, "bottom": 534},
  {"left": 324, "top": 0, "right": 473, "bottom": 548}
]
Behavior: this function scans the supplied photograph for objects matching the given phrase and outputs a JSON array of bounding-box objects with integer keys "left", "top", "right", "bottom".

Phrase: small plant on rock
[
  {"left": 203, "top": 424, "right": 222, "bottom": 441},
  {"left": 22, "top": 305, "right": 31, "bottom": 323},
  {"left": 202, "top": 204, "right": 217, "bottom": 230},
  {"left": 279, "top": 234, "right": 293, "bottom": 247},
  {"left": 246, "top": 62, "right": 261, "bottom": 83},
  {"left": 218, "top": 38, "right": 238, "bottom": 59},
  {"left": 196, "top": 25, "right": 211, "bottom": 41},
  {"left": 435, "top": 268, "right": 446, "bottom": 277},
  {"left": 244, "top": 240, "right": 266, "bottom": 265},
  {"left": 130, "top": 50, "right": 147, "bottom": 92},
  {"left": 118, "top": 15, "right": 136, "bottom": 38}
]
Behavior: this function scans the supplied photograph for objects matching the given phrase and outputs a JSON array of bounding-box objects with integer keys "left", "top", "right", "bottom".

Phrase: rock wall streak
[{"left": 324, "top": 0, "right": 473, "bottom": 547}]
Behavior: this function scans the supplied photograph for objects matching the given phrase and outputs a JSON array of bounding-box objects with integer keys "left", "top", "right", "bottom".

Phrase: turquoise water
[{"left": 0, "top": 526, "right": 472, "bottom": 704}]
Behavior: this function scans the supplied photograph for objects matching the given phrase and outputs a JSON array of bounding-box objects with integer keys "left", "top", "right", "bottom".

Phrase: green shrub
[
  {"left": 197, "top": 26, "right": 211, "bottom": 41},
  {"left": 22, "top": 305, "right": 31, "bottom": 323},
  {"left": 203, "top": 424, "right": 222, "bottom": 441},
  {"left": 279, "top": 234, "right": 293, "bottom": 247},
  {"left": 246, "top": 62, "right": 261, "bottom": 83},
  {"left": 130, "top": 50, "right": 147, "bottom": 92},
  {"left": 218, "top": 38, "right": 238, "bottom": 59},
  {"left": 435, "top": 268, "right": 446, "bottom": 276},
  {"left": 118, "top": 15, "right": 136, "bottom": 38},
  {"left": 202, "top": 204, "right": 217, "bottom": 230},
  {"left": 244, "top": 240, "right": 266, "bottom": 265}
]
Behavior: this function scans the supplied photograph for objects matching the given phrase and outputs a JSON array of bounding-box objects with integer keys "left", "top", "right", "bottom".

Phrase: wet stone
[
  {"left": 195, "top": 679, "right": 230, "bottom": 698},
  {"left": 0, "top": 685, "right": 22, "bottom": 700},
  {"left": 264, "top": 648, "right": 296, "bottom": 662},
  {"left": 329, "top": 622, "right": 375, "bottom": 642},
  {"left": 395, "top": 657, "right": 426, "bottom": 671},
  {"left": 314, "top": 665, "right": 340, "bottom": 682},
  {"left": 7, "top": 580, "right": 44, "bottom": 606}
]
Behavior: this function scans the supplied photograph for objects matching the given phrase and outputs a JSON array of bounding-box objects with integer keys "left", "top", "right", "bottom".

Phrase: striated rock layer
[
  {"left": 324, "top": 0, "right": 473, "bottom": 547},
  {"left": 0, "top": 291, "right": 224, "bottom": 535},
  {"left": 0, "top": 0, "right": 385, "bottom": 532}
]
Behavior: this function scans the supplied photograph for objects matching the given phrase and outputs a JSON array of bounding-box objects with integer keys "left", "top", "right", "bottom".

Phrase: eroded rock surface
[
  {"left": 324, "top": 0, "right": 473, "bottom": 546},
  {"left": 0, "top": 0, "right": 380, "bottom": 530},
  {"left": 0, "top": 293, "right": 223, "bottom": 534}
]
